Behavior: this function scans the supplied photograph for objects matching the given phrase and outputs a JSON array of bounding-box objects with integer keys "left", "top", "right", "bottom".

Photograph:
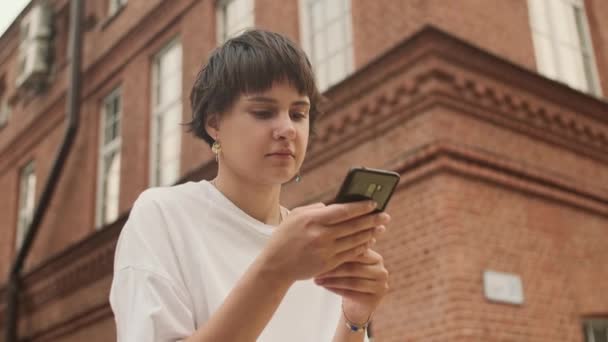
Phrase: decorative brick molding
[
  {"left": 296, "top": 137, "right": 608, "bottom": 215},
  {"left": 1, "top": 26, "right": 607, "bottom": 339},
  {"left": 391, "top": 140, "right": 608, "bottom": 217},
  {"left": 0, "top": 216, "right": 123, "bottom": 330},
  {"left": 25, "top": 302, "right": 112, "bottom": 342},
  {"left": 305, "top": 27, "right": 608, "bottom": 172}
]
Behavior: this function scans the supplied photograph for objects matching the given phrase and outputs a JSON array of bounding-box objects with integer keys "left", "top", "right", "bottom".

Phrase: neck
[{"left": 211, "top": 171, "right": 283, "bottom": 226}]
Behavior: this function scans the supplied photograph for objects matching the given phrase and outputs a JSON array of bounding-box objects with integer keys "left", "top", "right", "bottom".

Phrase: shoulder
[
  {"left": 115, "top": 182, "right": 206, "bottom": 271},
  {"left": 126, "top": 181, "right": 216, "bottom": 235},
  {"left": 133, "top": 181, "right": 204, "bottom": 212},
  {"left": 122, "top": 181, "right": 209, "bottom": 239}
]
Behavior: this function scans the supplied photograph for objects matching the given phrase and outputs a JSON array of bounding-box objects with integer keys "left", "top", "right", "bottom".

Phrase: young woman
[{"left": 109, "top": 29, "right": 391, "bottom": 342}]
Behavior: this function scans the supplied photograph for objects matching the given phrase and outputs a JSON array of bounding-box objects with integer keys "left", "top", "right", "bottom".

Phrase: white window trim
[
  {"left": 216, "top": 0, "right": 230, "bottom": 45},
  {"left": 216, "top": 0, "right": 255, "bottom": 45},
  {"left": 96, "top": 87, "right": 122, "bottom": 229},
  {"left": 16, "top": 161, "right": 36, "bottom": 251},
  {"left": 298, "top": 0, "right": 355, "bottom": 92},
  {"left": 572, "top": 2, "right": 603, "bottom": 96},
  {"left": 149, "top": 38, "right": 183, "bottom": 187},
  {"left": 0, "top": 97, "right": 10, "bottom": 128},
  {"left": 584, "top": 319, "right": 608, "bottom": 342},
  {"left": 109, "top": 0, "right": 127, "bottom": 16},
  {"left": 528, "top": 0, "right": 603, "bottom": 96},
  {"left": 298, "top": 0, "right": 313, "bottom": 58}
]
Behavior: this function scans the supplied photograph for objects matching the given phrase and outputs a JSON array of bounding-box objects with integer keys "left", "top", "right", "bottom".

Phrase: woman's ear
[{"left": 205, "top": 113, "right": 220, "bottom": 140}]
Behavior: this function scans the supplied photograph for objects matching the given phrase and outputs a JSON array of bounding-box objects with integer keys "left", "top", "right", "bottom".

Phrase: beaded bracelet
[{"left": 342, "top": 303, "right": 372, "bottom": 333}]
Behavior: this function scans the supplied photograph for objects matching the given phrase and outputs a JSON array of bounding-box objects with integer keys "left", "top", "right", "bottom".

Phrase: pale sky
[{"left": 0, "top": 0, "right": 31, "bottom": 37}]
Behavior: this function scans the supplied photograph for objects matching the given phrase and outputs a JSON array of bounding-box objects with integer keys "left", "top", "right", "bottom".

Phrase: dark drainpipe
[{"left": 5, "top": 0, "right": 83, "bottom": 341}]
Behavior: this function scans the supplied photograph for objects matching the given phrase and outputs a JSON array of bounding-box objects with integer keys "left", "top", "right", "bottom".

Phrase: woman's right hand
[{"left": 258, "top": 201, "right": 391, "bottom": 283}]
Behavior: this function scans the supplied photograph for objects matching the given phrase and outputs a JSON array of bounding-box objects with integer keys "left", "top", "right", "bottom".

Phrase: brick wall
[
  {"left": 438, "top": 174, "right": 608, "bottom": 341},
  {"left": 351, "top": 0, "right": 537, "bottom": 71}
]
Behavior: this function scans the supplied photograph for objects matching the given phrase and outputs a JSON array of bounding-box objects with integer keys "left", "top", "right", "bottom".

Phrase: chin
[{"left": 264, "top": 171, "right": 297, "bottom": 185}]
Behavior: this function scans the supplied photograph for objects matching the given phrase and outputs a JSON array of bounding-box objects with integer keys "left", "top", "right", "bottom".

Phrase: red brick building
[{"left": 1, "top": 0, "right": 607, "bottom": 341}]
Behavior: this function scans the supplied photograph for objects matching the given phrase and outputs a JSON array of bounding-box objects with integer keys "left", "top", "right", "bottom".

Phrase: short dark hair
[{"left": 188, "top": 29, "right": 324, "bottom": 147}]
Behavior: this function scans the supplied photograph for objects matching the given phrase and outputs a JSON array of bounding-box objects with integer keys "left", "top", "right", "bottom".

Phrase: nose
[{"left": 273, "top": 112, "right": 296, "bottom": 140}]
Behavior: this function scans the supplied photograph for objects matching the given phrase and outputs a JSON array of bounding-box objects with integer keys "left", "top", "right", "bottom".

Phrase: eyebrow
[{"left": 245, "top": 96, "right": 310, "bottom": 107}]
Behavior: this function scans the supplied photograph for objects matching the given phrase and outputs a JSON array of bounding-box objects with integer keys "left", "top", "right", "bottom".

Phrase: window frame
[
  {"left": 0, "top": 95, "right": 10, "bottom": 129},
  {"left": 95, "top": 87, "right": 122, "bottom": 229},
  {"left": 298, "top": 0, "right": 354, "bottom": 92},
  {"left": 584, "top": 319, "right": 608, "bottom": 342},
  {"left": 216, "top": 0, "right": 255, "bottom": 45},
  {"left": 528, "top": 0, "right": 603, "bottom": 96},
  {"left": 108, "top": 0, "right": 128, "bottom": 17},
  {"left": 149, "top": 38, "right": 183, "bottom": 187},
  {"left": 16, "top": 161, "right": 36, "bottom": 251}
]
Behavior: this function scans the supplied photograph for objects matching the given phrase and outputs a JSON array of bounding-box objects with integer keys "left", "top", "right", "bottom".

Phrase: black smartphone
[{"left": 334, "top": 167, "right": 400, "bottom": 212}]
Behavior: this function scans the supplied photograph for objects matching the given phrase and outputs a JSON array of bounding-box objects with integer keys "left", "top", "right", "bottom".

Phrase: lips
[
  {"left": 267, "top": 149, "right": 295, "bottom": 157},
  {"left": 268, "top": 153, "right": 294, "bottom": 157}
]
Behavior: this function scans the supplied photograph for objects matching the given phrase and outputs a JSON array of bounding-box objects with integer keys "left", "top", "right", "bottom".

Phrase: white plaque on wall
[{"left": 483, "top": 270, "right": 524, "bottom": 305}]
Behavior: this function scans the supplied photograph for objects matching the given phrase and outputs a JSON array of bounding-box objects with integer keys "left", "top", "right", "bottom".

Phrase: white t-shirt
[{"left": 109, "top": 180, "right": 354, "bottom": 342}]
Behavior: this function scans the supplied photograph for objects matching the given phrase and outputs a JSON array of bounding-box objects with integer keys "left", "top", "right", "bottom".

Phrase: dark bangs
[{"left": 188, "top": 29, "right": 323, "bottom": 146}]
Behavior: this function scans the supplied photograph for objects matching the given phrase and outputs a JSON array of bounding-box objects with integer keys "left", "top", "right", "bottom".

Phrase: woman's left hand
[{"left": 313, "top": 248, "right": 389, "bottom": 324}]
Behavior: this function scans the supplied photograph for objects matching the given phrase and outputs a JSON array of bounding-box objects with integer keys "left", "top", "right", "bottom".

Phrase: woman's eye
[
  {"left": 252, "top": 111, "right": 273, "bottom": 118},
  {"left": 291, "top": 112, "right": 307, "bottom": 121}
]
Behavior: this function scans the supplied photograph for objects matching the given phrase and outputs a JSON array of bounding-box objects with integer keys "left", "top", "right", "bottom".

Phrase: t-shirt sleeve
[
  {"left": 109, "top": 190, "right": 196, "bottom": 342},
  {"left": 110, "top": 267, "right": 195, "bottom": 342}
]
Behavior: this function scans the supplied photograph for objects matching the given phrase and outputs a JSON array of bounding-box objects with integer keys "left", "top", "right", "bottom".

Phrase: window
[
  {"left": 0, "top": 96, "right": 10, "bottom": 128},
  {"left": 151, "top": 40, "right": 182, "bottom": 187},
  {"left": 300, "top": 0, "right": 354, "bottom": 91},
  {"left": 528, "top": 0, "right": 602, "bottom": 95},
  {"left": 20, "top": 22, "right": 30, "bottom": 46},
  {"left": 96, "top": 88, "right": 122, "bottom": 228},
  {"left": 216, "top": 0, "right": 254, "bottom": 44},
  {"left": 16, "top": 161, "right": 36, "bottom": 251},
  {"left": 584, "top": 319, "right": 608, "bottom": 342},
  {"left": 109, "top": 0, "right": 127, "bottom": 16}
]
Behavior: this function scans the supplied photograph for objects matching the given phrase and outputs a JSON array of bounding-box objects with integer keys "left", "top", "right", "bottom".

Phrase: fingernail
[
  {"left": 376, "top": 225, "right": 386, "bottom": 233},
  {"left": 369, "top": 201, "right": 377, "bottom": 209},
  {"left": 371, "top": 237, "right": 377, "bottom": 245}
]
